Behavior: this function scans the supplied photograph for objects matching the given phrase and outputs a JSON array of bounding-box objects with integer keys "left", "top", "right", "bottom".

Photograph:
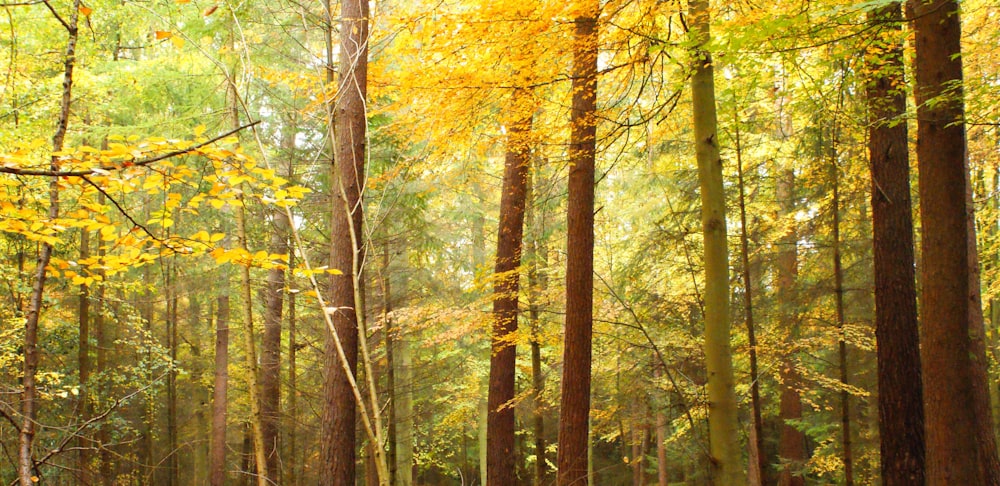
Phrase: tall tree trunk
[
  {"left": 487, "top": 87, "right": 533, "bottom": 486},
  {"left": 776, "top": 167, "right": 806, "bottom": 486},
  {"left": 320, "top": 0, "right": 370, "bottom": 481},
  {"left": 382, "top": 245, "right": 397, "bottom": 486},
  {"left": 865, "top": 5, "right": 925, "bottom": 485},
  {"left": 77, "top": 228, "right": 92, "bottom": 484},
  {"left": 527, "top": 155, "right": 549, "bottom": 486},
  {"left": 830, "top": 148, "right": 854, "bottom": 486},
  {"left": 910, "top": 0, "right": 1000, "bottom": 483},
  {"left": 556, "top": 0, "right": 598, "bottom": 483},
  {"left": 734, "top": 112, "right": 765, "bottom": 486},
  {"left": 397, "top": 330, "right": 414, "bottom": 486},
  {"left": 166, "top": 257, "right": 179, "bottom": 486},
  {"left": 19, "top": 1, "right": 78, "bottom": 482},
  {"left": 94, "top": 202, "right": 112, "bottom": 484},
  {"left": 688, "top": 1, "right": 741, "bottom": 483},
  {"left": 211, "top": 294, "right": 231, "bottom": 486},
  {"left": 286, "top": 163, "right": 300, "bottom": 486},
  {"left": 236, "top": 200, "right": 270, "bottom": 486},
  {"left": 261, "top": 127, "right": 293, "bottom": 482}
]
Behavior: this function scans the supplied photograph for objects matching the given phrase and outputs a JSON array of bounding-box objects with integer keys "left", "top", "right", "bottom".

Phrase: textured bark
[
  {"left": 77, "top": 229, "right": 92, "bottom": 483},
  {"left": 286, "top": 254, "right": 299, "bottom": 486},
  {"left": 776, "top": 168, "right": 806, "bottom": 486},
  {"left": 866, "top": 6, "right": 926, "bottom": 483},
  {"left": 910, "top": 0, "right": 1000, "bottom": 483},
  {"left": 320, "top": 0, "right": 369, "bottom": 481},
  {"left": 734, "top": 117, "right": 765, "bottom": 486},
  {"left": 830, "top": 155, "right": 853, "bottom": 486},
  {"left": 556, "top": 1, "right": 598, "bottom": 484},
  {"left": 94, "top": 213, "right": 112, "bottom": 484},
  {"left": 260, "top": 129, "right": 292, "bottom": 481},
  {"left": 166, "top": 259, "right": 179, "bottom": 486},
  {"left": 19, "top": 2, "right": 78, "bottom": 482},
  {"left": 487, "top": 87, "right": 533, "bottom": 486},
  {"left": 689, "top": 1, "right": 742, "bottom": 483}
]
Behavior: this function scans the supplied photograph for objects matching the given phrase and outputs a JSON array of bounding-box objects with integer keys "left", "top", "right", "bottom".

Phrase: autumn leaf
[
  {"left": 155, "top": 31, "right": 173, "bottom": 40},
  {"left": 203, "top": 4, "right": 218, "bottom": 16},
  {"left": 79, "top": 5, "right": 92, "bottom": 16}
]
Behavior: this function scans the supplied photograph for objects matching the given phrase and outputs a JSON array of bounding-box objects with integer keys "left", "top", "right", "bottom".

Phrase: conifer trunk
[
  {"left": 556, "top": 0, "right": 598, "bottom": 482},
  {"left": 689, "top": 0, "right": 741, "bottom": 483},
  {"left": 487, "top": 87, "right": 533, "bottom": 486},
  {"left": 320, "top": 0, "right": 370, "bottom": 481},
  {"left": 866, "top": 6, "right": 925, "bottom": 484},
  {"left": 911, "top": 0, "right": 1000, "bottom": 482}
]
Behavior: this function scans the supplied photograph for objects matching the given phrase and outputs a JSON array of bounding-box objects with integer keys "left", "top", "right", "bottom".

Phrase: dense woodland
[{"left": 0, "top": 0, "right": 998, "bottom": 484}]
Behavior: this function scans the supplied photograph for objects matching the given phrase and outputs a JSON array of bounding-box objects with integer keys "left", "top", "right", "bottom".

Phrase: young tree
[
  {"left": 556, "top": 0, "right": 599, "bottom": 483},
  {"left": 688, "top": 0, "right": 741, "bottom": 483},
  {"left": 866, "top": 4, "right": 924, "bottom": 484}
]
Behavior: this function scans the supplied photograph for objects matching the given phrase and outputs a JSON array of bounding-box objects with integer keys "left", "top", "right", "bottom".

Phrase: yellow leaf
[
  {"left": 191, "top": 230, "right": 210, "bottom": 241},
  {"left": 171, "top": 36, "right": 185, "bottom": 49},
  {"left": 210, "top": 233, "right": 226, "bottom": 242},
  {"left": 155, "top": 31, "right": 173, "bottom": 40},
  {"left": 193, "top": 124, "right": 206, "bottom": 137}
]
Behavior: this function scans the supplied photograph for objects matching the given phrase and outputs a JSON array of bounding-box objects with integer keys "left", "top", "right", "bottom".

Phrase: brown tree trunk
[
  {"left": 320, "top": 0, "right": 369, "bottom": 481},
  {"left": 94, "top": 207, "right": 112, "bottom": 483},
  {"left": 487, "top": 87, "right": 533, "bottom": 486},
  {"left": 556, "top": 1, "right": 598, "bottom": 483},
  {"left": 866, "top": 6, "right": 925, "bottom": 485},
  {"left": 734, "top": 114, "right": 765, "bottom": 486},
  {"left": 209, "top": 294, "right": 231, "bottom": 486},
  {"left": 776, "top": 168, "right": 806, "bottom": 486},
  {"left": 166, "top": 258, "right": 179, "bottom": 486},
  {"left": 911, "top": 0, "right": 1000, "bottom": 483},
  {"left": 260, "top": 128, "right": 293, "bottom": 482},
  {"left": 830, "top": 147, "right": 853, "bottom": 486},
  {"left": 19, "top": 2, "right": 78, "bottom": 482},
  {"left": 77, "top": 228, "right": 92, "bottom": 484}
]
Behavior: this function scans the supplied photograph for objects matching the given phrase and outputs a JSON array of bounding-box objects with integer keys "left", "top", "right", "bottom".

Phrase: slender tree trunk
[
  {"left": 167, "top": 257, "right": 179, "bottom": 486},
  {"left": 776, "top": 167, "right": 806, "bottom": 486},
  {"left": 734, "top": 113, "right": 765, "bottom": 486},
  {"left": 556, "top": 1, "right": 598, "bottom": 483},
  {"left": 77, "top": 228, "right": 92, "bottom": 483},
  {"left": 210, "top": 252, "right": 232, "bottom": 485},
  {"left": 287, "top": 254, "right": 298, "bottom": 486},
  {"left": 320, "top": 0, "right": 371, "bottom": 481},
  {"left": 830, "top": 149, "right": 854, "bottom": 486},
  {"left": 397, "top": 332, "right": 414, "bottom": 486},
  {"left": 688, "top": 1, "right": 741, "bottom": 483},
  {"left": 261, "top": 127, "right": 293, "bottom": 481},
  {"left": 94, "top": 203, "right": 112, "bottom": 483},
  {"left": 526, "top": 155, "right": 549, "bottom": 486},
  {"left": 866, "top": 5, "right": 925, "bottom": 485},
  {"left": 19, "top": 2, "right": 78, "bottom": 482},
  {"left": 487, "top": 87, "right": 534, "bottom": 486},
  {"left": 382, "top": 245, "right": 397, "bottom": 486},
  {"left": 910, "top": 0, "right": 1000, "bottom": 483}
]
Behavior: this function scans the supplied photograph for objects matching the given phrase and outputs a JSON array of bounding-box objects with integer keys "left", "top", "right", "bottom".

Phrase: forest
[{"left": 1, "top": 0, "right": 998, "bottom": 484}]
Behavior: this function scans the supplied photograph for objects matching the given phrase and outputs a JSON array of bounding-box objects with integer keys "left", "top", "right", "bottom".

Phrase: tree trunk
[
  {"left": 910, "top": 0, "right": 1000, "bottom": 483},
  {"left": 77, "top": 228, "right": 92, "bottom": 484},
  {"left": 320, "top": 0, "right": 370, "bottom": 481},
  {"left": 167, "top": 257, "right": 179, "bottom": 486},
  {"left": 734, "top": 112, "right": 765, "bottom": 486},
  {"left": 556, "top": 1, "right": 598, "bottom": 483},
  {"left": 19, "top": 1, "right": 78, "bottom": 482},
  {"left": 866, "top": 5, "right": 925, "bottom": 485},
  {"left": 830, "top": 147, "right": 854, "bottom": 486},
  {"left": 397, "top": 331, "right": 414, "bottom": 486},
  {"left": 487, "top": 87, "right": 534, "bottom": 486},
  {"left": 210, "top": 256, "right": 232, "bottom": 486},
  {"left": 688, "top": 1, "right": 742, "bottom": 483},
  {"left": 286, "top": 174, "right": 299, "bottom": 486},
  {"left": 776, "top": 167, "right": 806, "bottom": 486},
  {"left": 261, "top": 127, "right": 293, "bottom": 481}
]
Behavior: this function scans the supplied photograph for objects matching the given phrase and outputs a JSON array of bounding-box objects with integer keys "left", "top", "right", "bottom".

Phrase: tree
[
  {"left": 866, "top": 4, "right": 924, "bottom": 484},
  {"left": 487, "top": 87, "right": 533, "bottom": 486},
  {"left": 556, "top": 0, "right": 598, "bottom": 483},
  {"left": 688, "top": 0, "right": 741, "bottom": 483},
  {"left": 910, "top": 0, "right": 1000, "bottom": 483},
  {"left": 320, "top": 0, "right": 371, "bottom": 482}
]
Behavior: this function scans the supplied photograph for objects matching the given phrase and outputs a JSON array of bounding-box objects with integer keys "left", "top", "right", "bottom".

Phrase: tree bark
[
  {"left": 19, "top": 1, "right": 78, "bottom": 482},
  {"left": 320, "top": 0, "right": 370, "bottom": 481},
  {"left": 261, "top": 127, "right": 293, "bottom": 482},
  {"left": 776, "top": 167, "right": 806, "bottom": 486},
  {"left": 556, "top": 1, "right": 598, "bottom": 483},
  {"left": 688, "top": 1, "right": 742, "bottom": 483},
  {"left": 734, "top": 112, "right": 765, "bottom": 486},
  {"left": 865, "top": 6, "right": 926, "bottom": 485},
  {"left": 830, "top": 147, "right": 854, "bottom": 486},
  {"left": 77, "top": 228, "right": 92, "bottom": 484},
  {"left": 487, "top": 87, "right": 533, "bottom": 486},
  {"left": 910, "top": 0, "right": 1000, "bottom": 483}
]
